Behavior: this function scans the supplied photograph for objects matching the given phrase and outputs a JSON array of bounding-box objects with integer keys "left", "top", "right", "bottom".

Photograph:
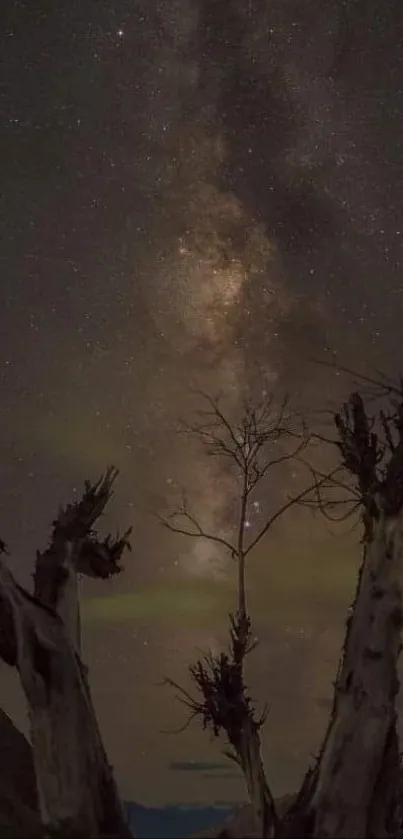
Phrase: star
[{"left": 1, "top": 0, "right": 403, "bottom": 808}]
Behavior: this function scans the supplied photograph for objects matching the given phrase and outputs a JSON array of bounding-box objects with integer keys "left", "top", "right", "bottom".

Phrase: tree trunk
[
  {"left": 232, "top": 716, "right": 278, "bottom": 839},
  {"left": 304, "top": 509, "right": 403, "bottom": 838},
  {"left": 367, "top": 723, "right": 403, "bottom": 838},
  {"left": 0, "top": 558, "right": 131, "bottom": 838},
  {"left": 38, "top": 542, "right": 82, "bottom": 653}
]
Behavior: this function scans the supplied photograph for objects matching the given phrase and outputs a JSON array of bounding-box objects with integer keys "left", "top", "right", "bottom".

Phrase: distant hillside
[
  {"left": 124, "top": 795, "right": 296, "bottom": 838},
  {"left": 124, "top": 802, "right": 236, "bottom": 838},
  {"left": 189, "top": 796, "right": 296, "bottom": 838}
]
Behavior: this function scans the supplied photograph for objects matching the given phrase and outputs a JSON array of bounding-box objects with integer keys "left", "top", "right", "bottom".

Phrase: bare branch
[
  {"left": 311, "top": 357, "right": 403, "bottom": 397},
  {"left": 34, "top": 466, "right": 128, "bottom": 611},
  {"left": 185, "top": 422, "right": 245, "bottom": 469},
  {"left": 76, "top": 527, "right": 132, "bottom": 579},
  {"left": 160, "top": 709, "right": 200, "bottom": 735},
  {"left": 244, "top": 466, "right": 343, "bottom": 557},
  {"left": 157, "top": 504, "right": 237, "bottom": 558},
  {"left": 246, "top": 436, "right": 309, "bottom": 495},
  {"left": 297, "top": 458, "right": 361, "bottom": 502},
  {"left": 33, "top": 469, "right": 132, "bottom": 652},
  {"left": 187, "top": 389, "right": 246, "bottom": 462},
  {"left": 161, "top": 675, "right": 200, "bottom": 708}
]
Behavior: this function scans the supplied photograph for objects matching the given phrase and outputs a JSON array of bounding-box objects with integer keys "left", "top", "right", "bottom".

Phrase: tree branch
[
  {"left": 311, "top": 357, "right": 403, "bottom": 397},
  {"left": 244, "top": 467, "right": 343, "bottom": 557},
  {"left": 34, "top": 467, "right": 130, "bottom": 611},
  {"left": 158, "top": 509, "right": 237, "bottom": 558}
]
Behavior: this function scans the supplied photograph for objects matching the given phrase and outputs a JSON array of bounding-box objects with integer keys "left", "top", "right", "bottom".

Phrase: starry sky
[{"left": 1, "top": 0, "right": 403, "bottom": 807}]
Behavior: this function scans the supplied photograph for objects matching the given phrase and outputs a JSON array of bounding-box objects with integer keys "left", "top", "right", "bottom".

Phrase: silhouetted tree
[
  {"left": 161, "top": 392, "right": 317, "bottom": 838},
  {"left": 285, "top": 380, "right": 403, "bottom": 839},
  {"left": 0, "top": 468, "right": 132, "bottom": 838}
]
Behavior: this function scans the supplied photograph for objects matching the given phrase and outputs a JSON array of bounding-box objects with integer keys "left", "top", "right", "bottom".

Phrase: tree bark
[
  {"left": 0, "top": 558, "right": 131, "bottom": 838},
  {"left": 304, "top": 508, "right": 403, "bottom": 838},
  {"left": 37, "top": 541, "right": 82, "bottom": 653},
  {"left": 231, "top": 717, "right": 278, "bottom": 838},
  {"left": 33, "top": 467, "right": 125, "bottom": 655},
  {"left": 367, "top": 723, "right": 402, "bottom": 838}
]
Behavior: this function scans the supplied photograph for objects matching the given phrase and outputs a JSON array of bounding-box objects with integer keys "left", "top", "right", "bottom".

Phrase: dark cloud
[{"left": 170, "top": 760, "right": 230, "bottom": 772}]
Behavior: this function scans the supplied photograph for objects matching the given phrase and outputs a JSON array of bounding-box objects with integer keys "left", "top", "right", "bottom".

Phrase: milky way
[
  {"left": 129, "top": 0, "right": 403, "bottom": 575},
  {"left": 1, "top": 0, "right": 403, "bottom": 802}
]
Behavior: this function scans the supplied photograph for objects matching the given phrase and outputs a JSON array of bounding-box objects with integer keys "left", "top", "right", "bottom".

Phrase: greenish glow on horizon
[
  {"left": 82, "top": 579, "right": 234, "bottom": 625},
  {"left": 81, "top": 533, "right": 358, "bottom": 628}
]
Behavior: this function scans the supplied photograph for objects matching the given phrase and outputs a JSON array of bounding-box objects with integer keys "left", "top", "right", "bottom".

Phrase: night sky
[{"left": 1, "top": 0, "right": 403, "bottom": 807}]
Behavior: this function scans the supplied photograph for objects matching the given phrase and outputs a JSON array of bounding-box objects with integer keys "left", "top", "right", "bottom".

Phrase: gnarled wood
[
  {"left": 304, "top": 509, "right": 403, "bottom": 837},
  {"left": 231, "top": 715, "right": 278, "bottom": 838},
  {"left": 0, "top": 469, "right": 132, "bottom": 837},
  {"left": 0, "top": 558, "right": 131, "bottom": 838},
  {"left": 34, "top": 467, "right": 130, "bottom": 653}
]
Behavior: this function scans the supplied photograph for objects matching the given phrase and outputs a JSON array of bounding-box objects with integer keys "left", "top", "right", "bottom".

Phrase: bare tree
[
  {"left": 160, "top": 392, "right": 322, "bottom": 838},
  {"left": 161, "top": 393, "right": 309, "bottom": 623},
  {"left": 0, "top": 469, "right": 132, "bottom": 838}
]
